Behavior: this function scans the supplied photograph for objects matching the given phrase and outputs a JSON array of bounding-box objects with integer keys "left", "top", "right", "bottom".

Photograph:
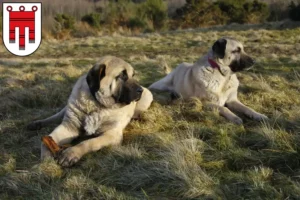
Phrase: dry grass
[{"left": 1, "top": 24, "right": 300, "bottom": 199}]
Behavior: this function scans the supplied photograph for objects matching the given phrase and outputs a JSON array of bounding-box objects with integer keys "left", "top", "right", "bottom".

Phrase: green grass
[{"left": 1, "top": 25, "right": 300, "bottom": 199}]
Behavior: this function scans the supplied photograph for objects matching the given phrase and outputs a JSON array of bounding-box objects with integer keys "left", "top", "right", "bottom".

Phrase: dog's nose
[{"left": 136, "top": 87, "right": 143, "bottom": 94}]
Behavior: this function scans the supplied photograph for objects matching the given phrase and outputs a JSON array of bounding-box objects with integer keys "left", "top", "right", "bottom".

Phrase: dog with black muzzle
[
  {"left": 28, "top": 56, "right": 153, "bottom": 167},
  {"left": 149, "top": 37, "right": 268, "bottom": 124}
]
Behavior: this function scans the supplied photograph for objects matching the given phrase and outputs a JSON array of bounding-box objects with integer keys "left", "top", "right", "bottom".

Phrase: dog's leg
[
  {"left": 133, "top": 87, "right": 153, "bottom": 119},
  {"left": 28, "top": 107, "right": 66, "bottom": 130},
  {"left": 41, "top": 123, "right": 79, "bottom": 160},
  {"left": 226, "top": 100, "right": 268, "bottom": 121},
  {"left": 57, "top": 129, "right": 122, "bottom": 167},
  {"left": 149, "top": 82, "right": 174, "bottom": 92},
  {"left": 206, "top": 102, "right": 243, "bottom": 125},
  {"left": 148, "top": 70, "right": 174, "bottom": 92}
]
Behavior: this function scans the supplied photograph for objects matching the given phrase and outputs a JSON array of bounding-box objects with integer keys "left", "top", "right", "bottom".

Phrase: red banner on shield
[{"left": 7, "top": 5, "right": 38, "bottom": 50}]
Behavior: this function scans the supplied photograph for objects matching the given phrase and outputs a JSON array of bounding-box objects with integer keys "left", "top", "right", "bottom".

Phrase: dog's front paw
[
  {"left": 57, "top": 147, "right": 81, "bottom": 167},
  {"left": 41, "top": 143, "right": 53, "bottom": 160},
  {"left": 231, "top": 116, "right": 243, "bottom": 125},
  {"left": 252, "top": 113, "right": 268, "bottom": 121}
]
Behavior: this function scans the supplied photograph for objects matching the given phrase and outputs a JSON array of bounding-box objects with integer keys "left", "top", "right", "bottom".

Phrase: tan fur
[
  {"left": 29, "top": 56, "right": 153, "bottom": 167},
  {"left": 149, "top": 38, "right": 267, "bottom": 124}
]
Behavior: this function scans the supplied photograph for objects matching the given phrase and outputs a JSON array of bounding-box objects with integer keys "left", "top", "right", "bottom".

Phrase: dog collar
[
  {"left": 208, "top": 58, "right": 220, "bottom": 69},
  {"left": 208, "top": 58, "right": 225, "bottom": 76}
]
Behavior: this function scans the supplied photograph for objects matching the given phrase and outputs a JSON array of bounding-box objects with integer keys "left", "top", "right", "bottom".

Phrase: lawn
[{"left": 1, "top": 24, "right": 300, "bottom": 199}]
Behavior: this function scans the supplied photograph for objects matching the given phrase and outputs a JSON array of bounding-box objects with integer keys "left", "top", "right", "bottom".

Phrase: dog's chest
[
  {"left": 202, "top": 71, "right": 239, "bottom": 104},
  {"left": 83, "top": 102, "right": 136, "bottom": 136},
  {"left": 202, "top": 71, "right": 231, "bottom": 91},
  {"left": 220, "top": 75, "right": 239, "bottom": 93}
]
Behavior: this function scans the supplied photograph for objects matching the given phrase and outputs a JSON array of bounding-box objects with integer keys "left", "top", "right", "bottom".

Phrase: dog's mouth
[
  {"left": 122, "top": 96, "right": 141, "bottom": 105},
  {"left": 242, "top": 60, "right": 257, "bottom": 72},
  {"left": 134, "top": 86, "right": 143, "bottom": 102},
  {"left": 135, "top": 97, "right": 141, "bottom": 102},
  {"left": 244, "top": 66, "right": 254, "bottom": 71},
  {"left": 229, "top": 56, "right": 255, "bottom": 72},
  {"left": 117, "top": 84, "right": 143, "bottom": 105}
]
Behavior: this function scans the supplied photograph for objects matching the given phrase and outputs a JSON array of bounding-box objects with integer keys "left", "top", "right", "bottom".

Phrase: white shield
[{"left": 2, "top": 3, "right": 42, "bottom": 56}]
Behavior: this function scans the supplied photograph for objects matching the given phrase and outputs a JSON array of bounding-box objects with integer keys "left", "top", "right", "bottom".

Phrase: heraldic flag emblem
[{"left": 2, "top": 3, "right": 42, "bottom": 56}]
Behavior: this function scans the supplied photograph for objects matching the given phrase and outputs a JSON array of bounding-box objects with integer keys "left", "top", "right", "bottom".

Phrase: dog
[
  {"left": 28, "top": 56, "right": 153, "bottom": 167},
  {"left": 149, "top": 37, "right": 268, "bottom": 124}
]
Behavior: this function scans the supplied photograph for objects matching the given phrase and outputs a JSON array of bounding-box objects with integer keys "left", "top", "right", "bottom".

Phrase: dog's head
[
  {"left": 86, "top": 57, "right": 143, "bottom": 107},
  {"left": 212, "top": 37, "right": 255, "bottom": 72}
]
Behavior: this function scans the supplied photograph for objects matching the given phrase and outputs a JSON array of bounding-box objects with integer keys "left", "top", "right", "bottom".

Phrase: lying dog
[
  {"left": 149, "top": 37, "right": 268, "bottom": 124},
  {"left": 28, "top": 56, "right": 153, "bottom": 167}
]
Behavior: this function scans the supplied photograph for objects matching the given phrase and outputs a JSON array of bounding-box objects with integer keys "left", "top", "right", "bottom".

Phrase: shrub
[
  {"left": 53, "top": 14, "right": 75, "bottom": 39},
  {"left": 138, "top": 0, "right": 168, "bottom": 30},
  {"left": 127, "top": 17, "right": 147, "bottom": 30},
  {"left": 217, "top": 0, "right": 269, "bottom": 24},
  {"left": 72, "top": 22, "right": 98, "bottom": 38},
  {"left": 102, "top": 0, "right": 137, "bottom": 28},
  {"left": 100, "top": 0, "right": 167, "bottom": 31},
  {"left": 173, "top": 0, "right": 269, "bottom": 29},
  {"left": 289, "top": 1, "right": 300, "bottom": 21},
  {"left": 173, "top": 0, "right": 229, "bottom": 28},
  {"left": 242, "top": 0, "right": 270, "bottom": 23},
  {"left": 217, "top": 0, "right": 246, "bottom": 23},
  {"left": 81, "top": 13, "right": 101, "bottom": 28},
  {"left": 54, "top": 14, "right": 75, "bottom": 30}
]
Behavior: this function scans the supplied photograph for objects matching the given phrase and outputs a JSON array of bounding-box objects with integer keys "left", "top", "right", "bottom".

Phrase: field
[{"left": 1, "top": 23, "right": 300, "bottom": 199}]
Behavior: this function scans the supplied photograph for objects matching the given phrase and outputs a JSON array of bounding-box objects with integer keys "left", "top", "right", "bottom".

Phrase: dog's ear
[
  {"left": 86, "top": 64, "right": 106, "bottom": 95},
  {"left": 212, "top": 38, "right": 227, "bottom": 59}
]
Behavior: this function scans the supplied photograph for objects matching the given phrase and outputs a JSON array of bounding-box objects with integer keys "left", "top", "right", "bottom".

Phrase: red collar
[
  {"left": 207, "top": 58, "right": 225, "bottom": 76},
  {"left": 208, "top": 58, "right": 220, "bottom": 70}
]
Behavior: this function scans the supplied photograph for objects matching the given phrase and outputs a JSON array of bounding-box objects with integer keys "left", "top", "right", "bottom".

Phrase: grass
[{"left": 1, "top": 24, "right": 300, "bottom": 199}]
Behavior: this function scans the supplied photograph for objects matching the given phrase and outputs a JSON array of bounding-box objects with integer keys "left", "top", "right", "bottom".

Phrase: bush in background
[
  {"left": 72, "top": 22, "right": 98, "bottom": 38},
  {"left": 101, "top": 0, "right": 138, "bottom": 28},
  {"left": 242, "top": 0, "right": 270, "bottom": 23},
  {"left": 289, "top": 1, "right": 300, "bottom": 21},
  {"left": 172, "top": 0, "right": 269, "bottom": 29},
  {"left": 81, "top": 13, "right": 101, "bottom": 28},
  {"left": 217, "top": 0, "right": 269, "bottom": 24},
  {"left": 127, "top": 17, "right": 148, "bottom": 30},
  {"left": 138, "top": 0, "right": 168, "bottom": 30},
  {"left": 53, "top": 14, "right": 75, "bottom": 39},
  {"left": 173, "top": 0, "right": 228, "bottom": 28},
  {"left": 54, "top": 14, "right": 75, "bottom": 30},
  {"left": 217, "top": 0, "right": 247, "bottom": 23},
  {"left": 97, "top": 0, "right": 168, "bottom": 32}
]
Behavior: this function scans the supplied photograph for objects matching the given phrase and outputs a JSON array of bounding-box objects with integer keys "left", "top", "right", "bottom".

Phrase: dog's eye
[
  {"left": 232, "top": 47, "right": 241, "bottom": 54},
  {"left": 115, "top": 75, "right": 125, "bottom": 81},
  {"left": 116, "top": 72, "right": 128, "bottom": 81}
]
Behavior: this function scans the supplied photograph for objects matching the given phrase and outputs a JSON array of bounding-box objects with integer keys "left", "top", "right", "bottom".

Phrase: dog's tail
[{"left": 27, "top": 106, "right": 66, "bottom": 130}]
